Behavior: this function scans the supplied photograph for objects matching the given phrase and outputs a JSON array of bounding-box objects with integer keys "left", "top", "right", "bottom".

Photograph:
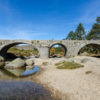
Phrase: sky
[{"left": 0, "top": 0, "right": 100, "bottom": 40}]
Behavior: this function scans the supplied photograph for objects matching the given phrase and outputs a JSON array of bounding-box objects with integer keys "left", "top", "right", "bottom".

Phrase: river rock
[
  {"left": 26, "top": 66, "right": 34, "bottom": 69},
  {"left": 67, "top": 58, "right": 75, "bottom": 62},
  {"left": 29, "top": 55, "right": 35, "bottom": 58},
  {"left": 81, "top": 58, "right": 91, "bottom": 63},
  {"left": 5, "top": 58, "right": 25, "bottom": 69},
  {"left": 26, "top": 58, "right": 34, "bottom": 66},
  {"left": 0, "top": 56, "right": 5, "bottom": 69},
  {"left": 80, "top": 52, "right": 89, "bottom": 56},
  {"left": 0, "top": 56, "right": 4, "bottom": 62}
]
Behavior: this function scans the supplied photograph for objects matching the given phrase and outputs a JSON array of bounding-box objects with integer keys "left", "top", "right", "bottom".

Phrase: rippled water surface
[
  {"left": 0, "top": 66, "right": 56, "bottom": 100},
  {"left": 0, "top": 81, "right": 55, "bottom": 100}
]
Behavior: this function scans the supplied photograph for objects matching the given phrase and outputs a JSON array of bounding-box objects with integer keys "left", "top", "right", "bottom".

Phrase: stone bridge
[{"left": 0, "top": 39, "right": 100, "bottom": 58}]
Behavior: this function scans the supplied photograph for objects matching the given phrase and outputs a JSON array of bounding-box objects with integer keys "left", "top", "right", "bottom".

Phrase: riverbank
[{"left": 33, "top": 56, "right": 100, "bottom": 100}]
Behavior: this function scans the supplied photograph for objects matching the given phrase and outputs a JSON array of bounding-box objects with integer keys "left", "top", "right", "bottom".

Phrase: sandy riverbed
[{"left": 33, "top": 56, "right": 100, "bottom": 100}]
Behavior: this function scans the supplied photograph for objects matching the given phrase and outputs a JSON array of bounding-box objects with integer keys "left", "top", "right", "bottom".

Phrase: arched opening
[
  {"left": 0, "top": 42, "right": 39, "bottom": 60},
  {"left": 78, "top": 43, "right": 100, "bottom": 58},
  {"left": 49, "top": 43, "right": 67, "bottom": 58}
]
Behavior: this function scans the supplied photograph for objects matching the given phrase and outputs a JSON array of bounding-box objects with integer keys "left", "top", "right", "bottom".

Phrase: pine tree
[
  {"left": 74, "top": 23, "right": 86, "bottom": 40},
  {"left": 66, "top": 31, "right": 76, "bottom": 40},
  {"left": 96, "top": 16, "right": 100, "bottom": 24},
  {"left": 86, "top": 17, "right": 100, "bottom": 40}
]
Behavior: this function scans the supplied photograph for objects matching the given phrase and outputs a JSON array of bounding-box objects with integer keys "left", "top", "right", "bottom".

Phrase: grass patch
[
  {"left": 42, "top": 62, "right": 48, "bottom": 66},
  {"left": 55, "top": 61, "right": 84, "bottom": 69},
  {"left": 85, "top": 71, "right": 92, "bottom": 74}
]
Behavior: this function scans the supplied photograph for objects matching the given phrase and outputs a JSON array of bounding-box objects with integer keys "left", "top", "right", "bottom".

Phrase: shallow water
[
  {"left": 0, "top": 81, "right": 54, "bottom": 100},
  {"left": 2, "top": 66, "right": 39, "bottom": 77},
  {"left": 0, "top": 66, "right": 57, "bottom": 100}
]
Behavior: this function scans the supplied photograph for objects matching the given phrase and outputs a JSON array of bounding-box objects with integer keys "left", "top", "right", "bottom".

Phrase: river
[{"left": 0, "top": 66, "right": 58, "bottom": 100}]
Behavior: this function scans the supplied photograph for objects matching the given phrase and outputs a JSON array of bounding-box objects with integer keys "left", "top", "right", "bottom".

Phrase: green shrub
[{"left": 36, "top": 40, "right": 39, "bottom": 44}]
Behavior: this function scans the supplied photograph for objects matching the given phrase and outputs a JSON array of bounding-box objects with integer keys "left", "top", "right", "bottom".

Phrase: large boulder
[
  {"left": 80, "top": 52, "right": 89, "bottom": 56},
  {"left": 5, "top": 58, "right": 25, "bottom": 69},
  {"left": 25, "top": 58, "right": 34, "bottom": 66},
  {"left": 26, "top": 66, "right": 34, "bottom": 69},
  {"left": 0, "top": 56, "right": 5, "bottom": 69},
  {"left": 81, "top": 58, "right": 91, "bottom": 63},
  {"left": 6, "top": 68, "right": 25, "bottom": 76}
]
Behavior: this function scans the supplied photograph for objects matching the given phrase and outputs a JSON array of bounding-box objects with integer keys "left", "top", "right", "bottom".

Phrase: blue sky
[{"left": 0, "top": 0, "right": 100, "bottom": 40}]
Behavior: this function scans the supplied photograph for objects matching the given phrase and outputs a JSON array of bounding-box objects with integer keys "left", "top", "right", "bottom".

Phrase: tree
[
  {"left": 66, "top": 31, "right": 76, "bottom": 40},
  {"left": 86, "top": 17, "right": 100, "bottom": 40},
  {"left": 74, "top": 23, "right": 86, "bottom": 40},
  {"left": 96, "top": 16, "right": 100, "bottom": 24},
  {"left": 50, "top": 47, "right": 55, "bottom": 56}
]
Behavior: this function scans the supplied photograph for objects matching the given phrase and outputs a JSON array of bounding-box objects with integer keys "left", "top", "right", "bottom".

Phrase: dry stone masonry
[{"left": 0, "top": 40, "right": 100, "bottom": 58}]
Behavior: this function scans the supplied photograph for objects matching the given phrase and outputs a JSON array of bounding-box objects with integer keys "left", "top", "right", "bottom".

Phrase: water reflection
[
  {"left": 21, "top": 66, "right": 39, "bottom": 76},
  {"left": 0, "top": 81, "right": 55, "bottom": 100},
  {"left": 1, "top": 66, "right": 39, "bottom": 77},
  {"left": 0, "top": 66, "right": 58, "bottom": 100}
]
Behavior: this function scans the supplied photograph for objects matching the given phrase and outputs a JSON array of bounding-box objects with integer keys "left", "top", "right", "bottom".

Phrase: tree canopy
[
  {"left": 66, "top": 23, "right": 86, "bottom": 40},
  {"left": 86, "top": 17, "right": 100, "bottom": 40},
  {"left": 96, "top": 16, "right": 100, "bottom": 24},
  {"left": 75, "top": 23, "right": 85, "bottom": 40},
  {"left": 66, "top": 31, "right": 75, "bottom": 40}
]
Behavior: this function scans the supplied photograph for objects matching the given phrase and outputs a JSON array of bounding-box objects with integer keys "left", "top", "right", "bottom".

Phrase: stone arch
[
  {"left": 77, "top": 42, "right": 100, "bottom": 55},
  {"left": 49, "top": 43, "right": 67, "bottom": 57},
  {"left": 0, "top": 41, "right": 40, "bottom": 58}
]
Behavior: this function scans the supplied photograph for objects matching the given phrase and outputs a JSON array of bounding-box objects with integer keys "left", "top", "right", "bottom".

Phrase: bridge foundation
[{"left": 39, "top": 47, "right": 49, "bottom": 58}]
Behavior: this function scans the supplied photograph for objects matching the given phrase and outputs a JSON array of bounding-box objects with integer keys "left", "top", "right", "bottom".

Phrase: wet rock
[
  {"left": 5, "top": 58, "right": 25, "bottom": 69},
  {"left": 26, "top": 58, "right": 34, "bottom": 66}
]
